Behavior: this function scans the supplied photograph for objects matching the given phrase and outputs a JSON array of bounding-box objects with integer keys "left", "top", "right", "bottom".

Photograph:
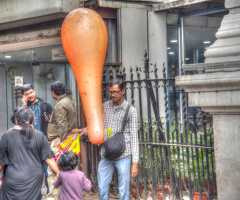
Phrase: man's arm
[
  {"left": 54, "top": 104, "right": 69, "bottom": 141},
  {"left": 71, "top": 128, "right": 87, "bottom": 136},
  {"left": 129, "top": 107, "right": 139, "bottom": 179},
  {"left": 131, "top": 163, "right": 138, "bottom": 179}
]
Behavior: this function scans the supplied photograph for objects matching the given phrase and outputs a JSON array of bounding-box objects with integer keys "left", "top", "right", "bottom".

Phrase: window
[{"left": 182, "top": 11, "right": 228, "bottom": 65}]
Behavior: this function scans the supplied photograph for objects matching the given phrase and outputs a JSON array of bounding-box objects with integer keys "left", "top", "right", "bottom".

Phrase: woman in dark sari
[{"left": 0, "top": 107, "right": 59, "bottom": 200}]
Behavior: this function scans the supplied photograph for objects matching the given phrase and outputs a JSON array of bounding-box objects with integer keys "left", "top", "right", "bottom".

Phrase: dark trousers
[{"left": 43, "top": 161, "right": 49, "bottom": 194}]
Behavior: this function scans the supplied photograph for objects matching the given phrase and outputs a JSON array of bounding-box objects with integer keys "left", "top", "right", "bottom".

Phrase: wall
[
  {"left": 167, "top": 13, "right": 178, "bottom": 24},
  {"left": 148, "top": 11, "right": 167, "bottom": 118},
  {"left": 32, "top": 63, "right": 67, "bottom": 107},
  {"left": 5, "top": 61, "right": 33, "bottom": 130},
  {"left": 184, "top": 16, "right": 222, "bottom": 28},
  {"left": 120, "top": 8, "right": 167, "bottom": 119},
  {"left": 0, "top": 0, "right": 80, "bottom": 24},
  {"left": 120, "top": 8, "right": 148, "bottom": 118}
]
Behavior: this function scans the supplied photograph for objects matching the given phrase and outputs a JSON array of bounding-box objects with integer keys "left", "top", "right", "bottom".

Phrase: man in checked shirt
[{"left": 74, "top": 78, "right": 139, "bottom": 200}]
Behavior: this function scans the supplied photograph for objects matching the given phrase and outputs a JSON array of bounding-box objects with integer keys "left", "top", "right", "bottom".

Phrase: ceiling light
[
  {"left": 170, "top": 40, "right": 177, "bottom": 43},
  {"left": 185, "top": 58, "right": 190, "bottom": 61},
  {"left": 204, "top": 41, "right": 211, "bottom": 44},
  {"left": 5, "top": 55, "right": 11, "bottom": 58},
  {"left": 167, "top": 47, "right": 171, "bottom": 50},
  {"left": 169, "top": 52, "right": 175, "bottom": 55}
]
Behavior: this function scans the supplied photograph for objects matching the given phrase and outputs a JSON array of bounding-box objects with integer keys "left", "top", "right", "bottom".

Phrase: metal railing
[{"left": 84, "top": 52, "right": 216, "bottom": 200}]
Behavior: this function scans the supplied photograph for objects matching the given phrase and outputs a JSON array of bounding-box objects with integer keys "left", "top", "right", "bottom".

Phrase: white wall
[
  {"left": 120, "top": 8, "right": 148, "bottom": 78},
  {"left": 120, "top": 8, "right": 167, "bottom": 119},
  {"left": 120, "top": 8, "right": 149, "bottom": 118},
  {"left": 148, "top": 11, "right": 167, "bottom": 118}
]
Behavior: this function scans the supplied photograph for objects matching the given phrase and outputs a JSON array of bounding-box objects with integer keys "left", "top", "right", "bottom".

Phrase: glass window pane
[
  {"left": 167, "top": 27, "right": 179, "bottom": 77},
  {"left": 183, "top": 12, "right": 227, "bottom": 65}
]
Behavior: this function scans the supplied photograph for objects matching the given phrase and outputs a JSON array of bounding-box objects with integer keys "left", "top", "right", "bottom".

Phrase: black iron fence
[{"left": 85, "top": 52, "right": 216, "bottom": 200}]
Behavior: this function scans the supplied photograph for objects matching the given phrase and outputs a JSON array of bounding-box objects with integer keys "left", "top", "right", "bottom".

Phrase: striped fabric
[{"left": 29, "top": 100, "right": 41, "bottom": 131}]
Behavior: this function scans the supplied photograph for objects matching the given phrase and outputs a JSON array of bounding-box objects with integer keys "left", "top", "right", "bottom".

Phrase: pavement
[
  {"left": 41, "top": 188, "right": 217, "bottom": 200},
  {"left": 41, "top": 188, "right": 118, "bottom": 200}
]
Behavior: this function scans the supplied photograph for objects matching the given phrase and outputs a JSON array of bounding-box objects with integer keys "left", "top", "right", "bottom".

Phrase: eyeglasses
[{"left": 109, "top": 90, "right": 122, "bottom": 95}]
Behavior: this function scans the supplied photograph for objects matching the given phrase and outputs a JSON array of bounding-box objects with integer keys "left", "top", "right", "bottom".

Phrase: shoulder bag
[{"left": 102, "top": 104, "right": 131, "bottom": 160}]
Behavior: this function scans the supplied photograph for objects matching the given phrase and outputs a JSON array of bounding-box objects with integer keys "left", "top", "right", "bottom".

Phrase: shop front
[{"left": 0, "top": 42, "right": 78, "bottom": 136}]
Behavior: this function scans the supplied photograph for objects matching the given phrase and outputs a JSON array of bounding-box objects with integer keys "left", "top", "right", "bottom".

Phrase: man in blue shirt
[{"left": 11, "top": 83, "right": 53, "bottom": 194}]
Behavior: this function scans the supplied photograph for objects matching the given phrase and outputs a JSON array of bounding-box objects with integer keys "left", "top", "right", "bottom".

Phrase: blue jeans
[
  {"left": 98, "top": 156, "right": 131, "bottom": 200},
  {"left": 43, "top": 161, "right": 49, "bottom": 194}
]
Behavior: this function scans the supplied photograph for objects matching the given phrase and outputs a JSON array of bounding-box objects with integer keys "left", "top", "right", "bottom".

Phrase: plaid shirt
[
  {"left": 29, "top": 99, "right": 41, "bottom": 131},
  {"left": 85, "top": 100, "right": 139, "bottom": 163}
]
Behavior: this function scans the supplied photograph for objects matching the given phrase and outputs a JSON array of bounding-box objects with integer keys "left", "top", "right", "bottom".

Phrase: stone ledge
[
  {"left": 188, "top": 90, "right": 240, "bottom": 106},
  {"left": 201, "top": 106, "right": 240, "bottom": 114},
  {"left": 175, "top": 70, "right": 240, "bottom": 92},
  {"left": 182, "top": 60, "right": 240, "bottom": 73}
]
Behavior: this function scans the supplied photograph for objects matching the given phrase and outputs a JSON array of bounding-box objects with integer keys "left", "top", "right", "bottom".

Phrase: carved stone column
[
  {"left": 176, "top": 1, "right": 240, "bottom": 200},
  {"left": 204, "top": 0, "right": 240, "bottom": 63}
]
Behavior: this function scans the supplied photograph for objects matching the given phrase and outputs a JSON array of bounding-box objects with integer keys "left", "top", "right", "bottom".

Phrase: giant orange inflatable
[{"left": 61, "top": 8, "right": 108, "bottom": 145}]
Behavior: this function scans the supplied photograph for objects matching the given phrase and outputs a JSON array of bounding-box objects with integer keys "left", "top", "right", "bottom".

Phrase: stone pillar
[
  {"left": 176, "top": 1, "right": 240, "bottom": 199},
  {"left": 176, "top": 72, "right": 240, "bottom": 200},
  {"left": 204, "top": 0, "right": 240, "bottom": 63}
]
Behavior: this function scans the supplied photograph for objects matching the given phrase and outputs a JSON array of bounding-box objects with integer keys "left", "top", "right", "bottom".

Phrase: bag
[
  {"left": 102, "top": 104, "right": 131, "bottom": 160},
  {"left": 54, "top": 132, "right": 81, "bottom": 164}
]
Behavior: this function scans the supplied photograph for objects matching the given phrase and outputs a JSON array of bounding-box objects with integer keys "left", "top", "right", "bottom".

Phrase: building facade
[
  {"left": 3, "top": 0, "right": 237, "bottom": 199},
  {"left": 0, "top": 0, "right": 226, "bottom": 135}
]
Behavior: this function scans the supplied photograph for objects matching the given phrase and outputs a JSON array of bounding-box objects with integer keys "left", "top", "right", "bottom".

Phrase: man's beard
[{"left": 28, "top": 97, "right": 36, "bottom": 103}]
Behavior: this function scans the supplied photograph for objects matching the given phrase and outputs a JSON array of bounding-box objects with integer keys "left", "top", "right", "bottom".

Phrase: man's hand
[
  {"left": 21, "top": 95, "right": 28, "bottom": 106},
  {"left": 44, "top": 113, "right": 51, "bottom": 122},
  {"left": 71, "top": 128, "right": 85, "bottom": 137},
  {"left": 131, "top": 163, "right": 138, "bottom": 179}
]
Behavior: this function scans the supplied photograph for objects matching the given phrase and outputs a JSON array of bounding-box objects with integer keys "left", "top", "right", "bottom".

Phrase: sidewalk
[
  {"left": 41, "top": 188, "right": 217, "bottom": 200},
  {"left": 41, "top": 188, "right": 118, "bottom": 200},
  {"left": 83, "top": 192, "right": 119, "bottom": 200}
]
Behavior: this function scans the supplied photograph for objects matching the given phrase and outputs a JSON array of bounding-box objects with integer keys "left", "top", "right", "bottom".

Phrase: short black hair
[
  {"left": 50, "top": 81, "right": 65, "bottom": 95},
  {"left": 109, "top": 78, "right": 125, "bottom": 90},
  {"left": 21, "top": 83, "right": 34, "bottom": 94},
  {"left": 58, "top": 151, "right": 78, "bottom": 171}
]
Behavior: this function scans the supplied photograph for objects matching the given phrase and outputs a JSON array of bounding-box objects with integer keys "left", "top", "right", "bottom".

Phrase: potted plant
[{"left": 189, "top": 123, "right": 216, "bottom": 200}]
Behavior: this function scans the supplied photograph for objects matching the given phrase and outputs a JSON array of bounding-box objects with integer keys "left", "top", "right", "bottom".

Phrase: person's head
[
  {"left": 21, "top": 83, "right": 37, "bottom": 103},
  {"left": 16, "top": 106, "right": 35, "bottom": 145},
  {"left": 109, "top": 78, "right": 125, "bottom": 105},
  {"left": 51, "top": 81, "right": 65, "bottom": 99},
  {"left": 58, "top": 151, "right": 78, "bottom": 171}
]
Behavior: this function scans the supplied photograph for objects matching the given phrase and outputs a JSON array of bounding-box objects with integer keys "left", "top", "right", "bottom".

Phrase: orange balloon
[{"left": 61, "top": 8, "right": 108, "bottom": 145}]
